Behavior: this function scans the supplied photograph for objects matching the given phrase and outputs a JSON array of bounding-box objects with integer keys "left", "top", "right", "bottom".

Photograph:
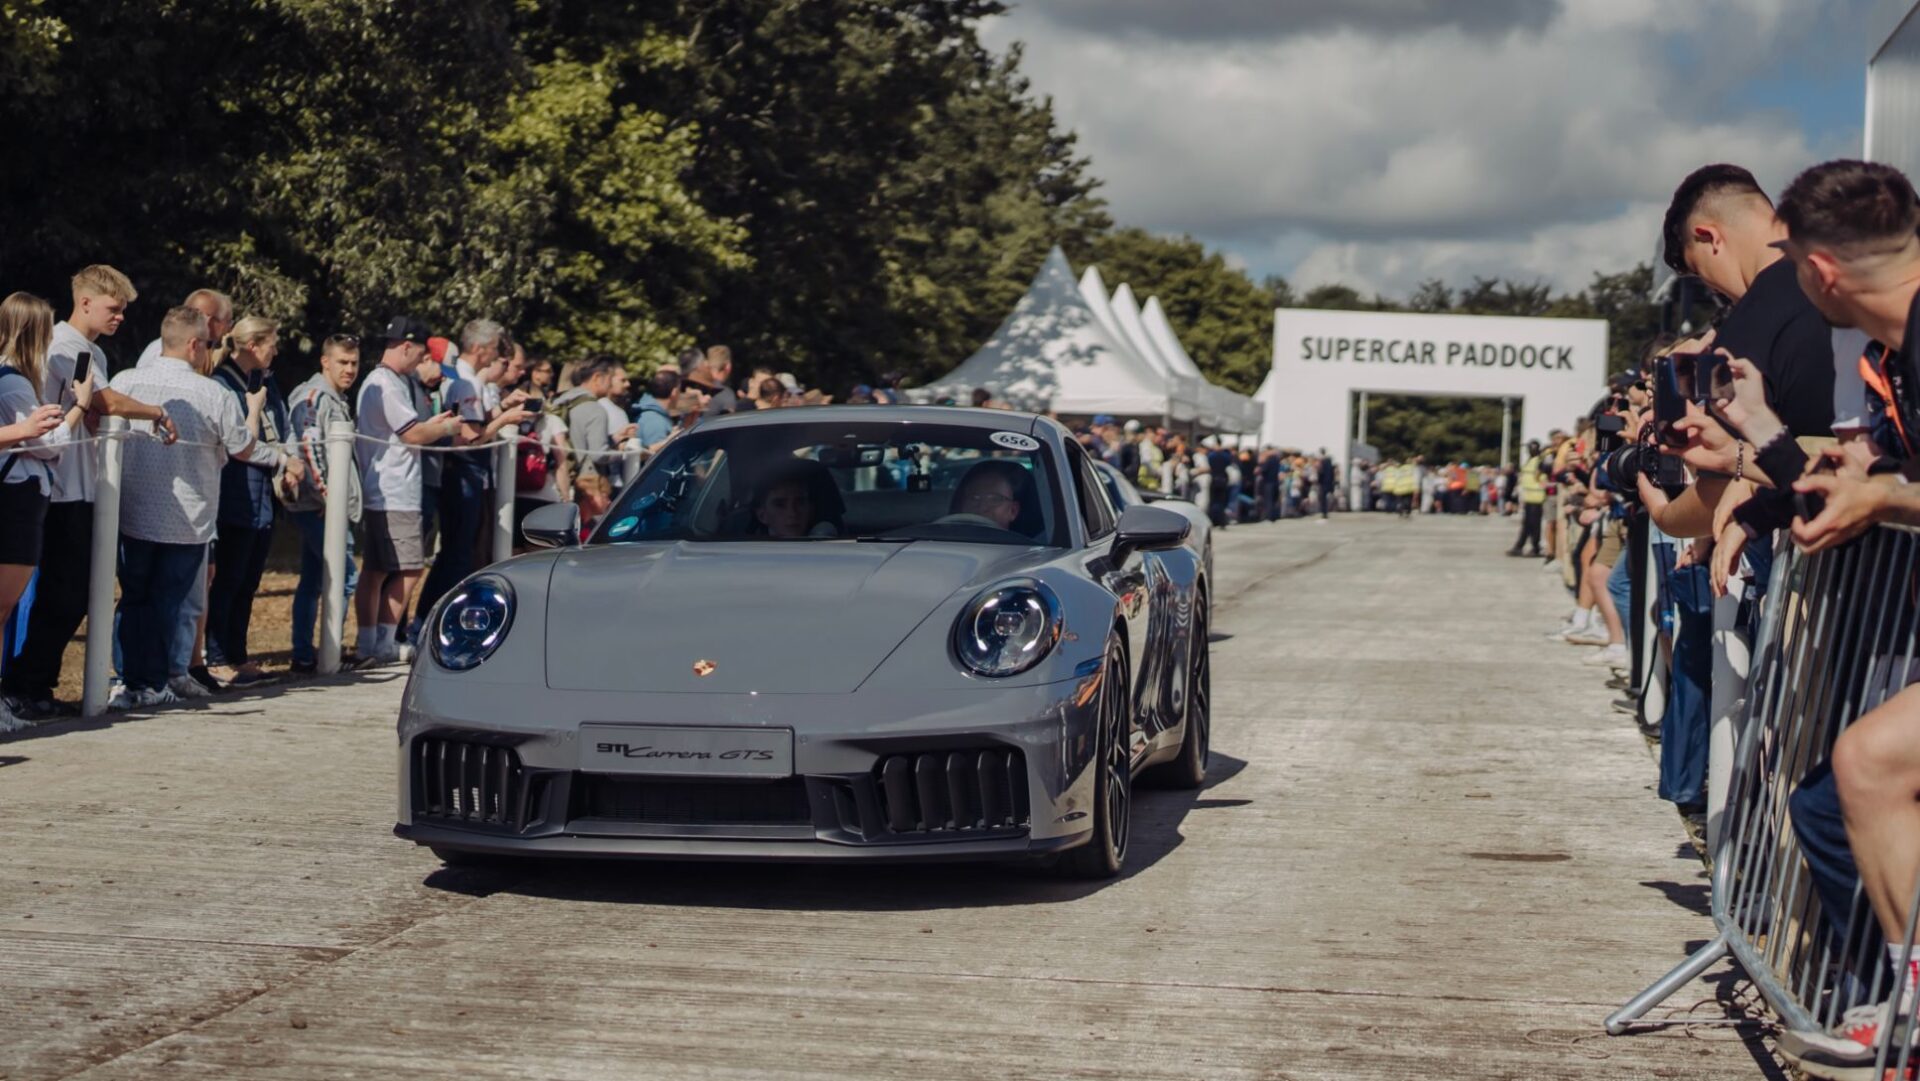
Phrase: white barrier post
[
  {"left": 1706, "top": 569, "right": 1750, "bottom": 853},
  {"left": 491, "top": 437, "right": 515, "bottom": 564},
  {"left": 81, "top": 417, "right": 126, "bottom": 717},
  {"left": 318, "top": 419, "right": 353, "bottom": 675}
]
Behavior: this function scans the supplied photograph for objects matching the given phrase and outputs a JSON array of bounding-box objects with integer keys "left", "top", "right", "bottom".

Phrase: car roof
[{"left": 695, "top": 404, "right": 1060, "bottom": 439}]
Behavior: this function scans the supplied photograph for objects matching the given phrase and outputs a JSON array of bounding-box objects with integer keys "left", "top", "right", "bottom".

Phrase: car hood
[{"left": 543, "top": 541, "right": 1044, "bottom": 694}]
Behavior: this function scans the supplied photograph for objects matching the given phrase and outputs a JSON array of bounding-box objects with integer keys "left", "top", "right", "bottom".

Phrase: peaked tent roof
[
  {"left": 1139, "top": 296, "right": 1203, "bottom": 378},
  {"left": 911, "top": 247, "right": 1196, "bottom": 418},
  {"left": 1138, "top": 295, "right": 1263, "bottom": 433}
]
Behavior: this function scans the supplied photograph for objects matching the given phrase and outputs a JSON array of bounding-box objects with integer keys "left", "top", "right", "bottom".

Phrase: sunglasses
[{"left": 323, "top": 334, "right": 361, "bottom": 349}]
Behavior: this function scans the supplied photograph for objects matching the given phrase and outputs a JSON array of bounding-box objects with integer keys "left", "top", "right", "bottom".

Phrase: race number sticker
[
  {"left": 990, "top": 432, "right": 1041, "bottom": 452},
  {"left": 608, "top": 516, "right": 639, "bottom": 538}
]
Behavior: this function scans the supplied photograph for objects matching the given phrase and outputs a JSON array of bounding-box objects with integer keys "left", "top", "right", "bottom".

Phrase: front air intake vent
[
  {"left": 875, "top": 749, "right": 1029, "bottom": 835},
  {"left": 412, "top": 735, "right": 531, "bottom": 832}
]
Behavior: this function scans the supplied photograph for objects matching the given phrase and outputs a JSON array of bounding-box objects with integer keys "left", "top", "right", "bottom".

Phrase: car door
[{"left": 1069, "top": 443, "right": 1151, "bottom": 756}]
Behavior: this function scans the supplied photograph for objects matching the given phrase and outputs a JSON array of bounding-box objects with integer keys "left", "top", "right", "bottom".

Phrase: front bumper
[{"left": 394, "top": 675, "right": 1104, "bottom": 863}]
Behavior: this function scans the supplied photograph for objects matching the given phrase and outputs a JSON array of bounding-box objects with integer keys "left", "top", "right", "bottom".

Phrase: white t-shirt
[
  {"left": 44, "top": 322, "right": 107, "bottom": 504},
  {"left": 356, "top": 365, "right": 424, "bottom": 512}
]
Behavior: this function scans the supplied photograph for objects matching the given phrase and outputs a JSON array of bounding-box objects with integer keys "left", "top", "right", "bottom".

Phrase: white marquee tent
[
  {"left": 910, "top": 247, "right": 1193, "bottom": 419},
  {"left": 913, "top": 247, "right": 1257, "bottom": 432}
]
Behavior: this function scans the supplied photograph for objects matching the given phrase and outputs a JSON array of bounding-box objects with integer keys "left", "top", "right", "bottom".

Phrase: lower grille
[
  {"left": 412, "top": 735, "right": 531, "bottom": 831},
  {"left": 875, "top": 749, "right": 1028, "bottom": 835},
  {"left": 578, "top": 776, "right": 813, "bottom": 826}
]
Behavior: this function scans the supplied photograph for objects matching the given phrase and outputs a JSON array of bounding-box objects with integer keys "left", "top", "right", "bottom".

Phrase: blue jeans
[
  {"left": 1606, "top": 550, "right": 1631, "bottom": 626},
  {"left": 117, "top": 536, "right": 206, "bottom": 693},
  {"left": 112, "top": 544, "right": 205, "bottom": 681},
  {"left": 289, "top": 509, "right": 357, "bottom": 667},
  {"left": 1660, "top": 564, "right": 1714, "bottom": 806}
]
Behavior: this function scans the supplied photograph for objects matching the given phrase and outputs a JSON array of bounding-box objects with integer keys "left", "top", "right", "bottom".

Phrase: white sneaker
[
  {"left": 372, "top": 641, "right": 416, "bottom": 666},
  {"left": 0, "top": 698, "right": 27, "bottom": 734},
  {"left": 1584, "top": 643, "right": 1629, "bottom": 668},
  {"left": 1549, "top": 612, "right": 1591, "bottom": 638},
  {"left": 167, "top": 674, "right": 214, "bottom": 699},
  {"left": 1564, "top": 627, "right": 1611, "bottom": 646},
  {"left": 124, "top": 686, "right": 182, "bottom": 709},
  {"left": 107, "top": 688, "right": 135, "bottom": 711}
]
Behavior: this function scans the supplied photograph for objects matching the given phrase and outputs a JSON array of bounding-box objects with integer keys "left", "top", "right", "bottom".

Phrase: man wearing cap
[{"left": 354, "top": 317, "right": 459, "bottom": 665}]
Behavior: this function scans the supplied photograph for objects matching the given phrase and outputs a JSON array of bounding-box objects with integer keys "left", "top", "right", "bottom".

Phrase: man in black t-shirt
[{"left": 1643, "top": 164, "right": 1835, "bottom": 540}]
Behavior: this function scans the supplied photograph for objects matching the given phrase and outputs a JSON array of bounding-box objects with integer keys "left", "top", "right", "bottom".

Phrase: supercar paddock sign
[{"left": 1256, "top": 307, "right": 1609, "bottom": 457}]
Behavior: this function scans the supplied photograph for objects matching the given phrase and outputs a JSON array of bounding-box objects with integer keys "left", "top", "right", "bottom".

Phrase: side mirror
[
  {"left": 522, "top": 501, "right": 582, "bottom": 549},
  {"left": 1111, "top": 504, "right": 1189, "bottom": 560}
]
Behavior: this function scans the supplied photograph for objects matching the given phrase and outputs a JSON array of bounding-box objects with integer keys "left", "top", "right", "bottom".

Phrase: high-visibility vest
[{"left": 1518, "top": 454, "right": 1547, "bottom": 504}]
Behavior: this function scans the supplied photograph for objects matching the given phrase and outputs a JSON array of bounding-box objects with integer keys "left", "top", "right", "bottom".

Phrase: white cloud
[{"left": 986, "top": 0, "right": 1863, "bottom": 296}]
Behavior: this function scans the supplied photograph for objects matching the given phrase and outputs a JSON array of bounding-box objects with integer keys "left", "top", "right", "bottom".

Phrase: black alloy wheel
[
  {"left": 1061, "top": 637, "right": 1132, "bottom": 879},
  {"left": 1156, "top": 601, "right": 1211, "bottom": 789}
]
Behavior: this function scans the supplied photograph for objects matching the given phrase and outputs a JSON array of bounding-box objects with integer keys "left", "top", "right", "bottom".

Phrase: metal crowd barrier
[{"left": 1607, "top": 523, "right": 1920, "bottom": 1079}]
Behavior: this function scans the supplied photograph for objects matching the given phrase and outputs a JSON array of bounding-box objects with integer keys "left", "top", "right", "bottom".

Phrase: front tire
[{"left": 1059, "top": 638, "right": 1132, "bottom": 879}]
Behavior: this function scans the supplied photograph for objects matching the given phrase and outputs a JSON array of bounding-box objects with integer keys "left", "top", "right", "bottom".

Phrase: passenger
[
  {"left": 750, "top": 459, "right": 843, "bottom": 539},
  {"left": 950, "top": 459, "right": 1032, "bottom": 533}
]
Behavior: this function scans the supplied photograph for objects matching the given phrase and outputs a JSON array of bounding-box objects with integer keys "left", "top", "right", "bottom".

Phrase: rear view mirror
[{"left": 1111, "top": 504, "right": 1189, "bottom": 560}]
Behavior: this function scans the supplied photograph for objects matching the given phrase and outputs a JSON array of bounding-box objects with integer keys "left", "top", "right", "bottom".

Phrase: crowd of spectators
[
  {"left": 1508, "top": 158, "right": 1920, "bottom": 1079},
  {"left": 0, "top": 269, "right": 888, "bottom": 724}
]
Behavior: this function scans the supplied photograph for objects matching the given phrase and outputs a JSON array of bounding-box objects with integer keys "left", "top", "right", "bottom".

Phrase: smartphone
[
  {"left": 1652, "top": 355, "right": 1691, "bottom": 447},
  {"left": 1706, "top": 357, "right": 1735, "bottom": 406},
  {"left": 246, "top": 369, "right": 266, "bottom": 393},
  {"left": 1690, "top": 352, "right": 1725, "bottom": 407},
  {"left": 71, "top": 351, "right": 92, "bottom": 387},
  {"left": 522, "top": 397, "right": 543, "bottom": 413},
  {"left": 1795, "top": 458, "right": 1836, "bottom": 523}
]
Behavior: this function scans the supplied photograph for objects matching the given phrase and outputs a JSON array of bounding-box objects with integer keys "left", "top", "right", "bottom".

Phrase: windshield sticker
[
  {"left": 608, "top": 516, "right": 639, "bottom": 538},
  {"left": 990, "top": 432, "right": 1041, "bottom": 452}
]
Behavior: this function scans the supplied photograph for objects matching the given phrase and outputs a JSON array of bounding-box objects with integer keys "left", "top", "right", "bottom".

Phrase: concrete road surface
[{"left": 1, "top": 515, "right": 1779, "bottom": 1080}]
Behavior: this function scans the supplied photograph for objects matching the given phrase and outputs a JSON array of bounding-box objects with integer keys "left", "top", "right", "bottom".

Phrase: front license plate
[{"left": 579, "top": 725, "right": 794, "bottom": 778}]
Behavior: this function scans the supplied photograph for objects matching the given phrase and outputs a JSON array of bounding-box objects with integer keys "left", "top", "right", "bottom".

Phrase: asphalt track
[{"left": 1, "top": 514, "right": 1779, "bottom": 1079}]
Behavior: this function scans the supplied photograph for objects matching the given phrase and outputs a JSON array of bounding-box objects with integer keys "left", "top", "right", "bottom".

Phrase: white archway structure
[{"left": 1257, "top": 307, "right": 1609, "bottom": 460}]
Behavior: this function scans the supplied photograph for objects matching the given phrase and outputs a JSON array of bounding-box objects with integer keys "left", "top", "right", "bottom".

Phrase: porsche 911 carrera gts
[{"left": 394, "top": 406, "right": 1211, "bottom": 878}]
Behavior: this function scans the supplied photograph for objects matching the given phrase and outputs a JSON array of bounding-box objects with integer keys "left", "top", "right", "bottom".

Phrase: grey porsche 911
[{"left": 394, "top": 406, "right": 1211, "bottom": 878}]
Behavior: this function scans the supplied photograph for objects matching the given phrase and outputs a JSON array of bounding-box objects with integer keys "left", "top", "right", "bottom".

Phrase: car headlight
[
  {"left": 952, "top": 579, "right": 1061, "bottom": 677},
  {"left": 433, "top": 576, "right": 515, "bottom": 671}
]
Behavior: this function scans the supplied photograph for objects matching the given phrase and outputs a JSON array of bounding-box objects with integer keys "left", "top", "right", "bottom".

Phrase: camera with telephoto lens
[{"left": 1594, "top": 416, "right": 1686, "bottom": 499}]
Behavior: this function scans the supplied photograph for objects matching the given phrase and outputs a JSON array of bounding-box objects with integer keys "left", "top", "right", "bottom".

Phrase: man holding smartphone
[{"left": 1, "top": 265, "right": 177, "bottom": 720}]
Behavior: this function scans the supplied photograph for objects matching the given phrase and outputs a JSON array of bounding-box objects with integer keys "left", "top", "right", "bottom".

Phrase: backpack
[{"left": 515, "top": 433, "right": 551, "bottom": 492}]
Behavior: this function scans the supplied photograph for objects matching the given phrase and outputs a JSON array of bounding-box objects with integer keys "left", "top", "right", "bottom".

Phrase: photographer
[{"left": 1642, "top": 164, "right": 1835, "bottom": 542}]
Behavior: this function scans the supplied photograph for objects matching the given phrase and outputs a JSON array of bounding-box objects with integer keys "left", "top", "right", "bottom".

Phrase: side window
[{"left": 1067, "top": 443, "right": 1117, "bottom": 540}]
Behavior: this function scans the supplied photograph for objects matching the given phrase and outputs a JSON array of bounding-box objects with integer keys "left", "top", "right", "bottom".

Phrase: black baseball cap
[{"left": 380, "top": 315, "right": 433, "bottom": 345}]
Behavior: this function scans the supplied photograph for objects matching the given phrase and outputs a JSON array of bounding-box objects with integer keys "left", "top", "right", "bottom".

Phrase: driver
[{"left": 951, "top": 459, "right": 1030, "bottom": 532}]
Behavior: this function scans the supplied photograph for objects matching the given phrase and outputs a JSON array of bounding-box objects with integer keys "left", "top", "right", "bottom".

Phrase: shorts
[
  {"left": 0, "top": 480, "right": 48, "bottom": 565},
  {"left": 363, "top": 509, "right": 425, "bottom": 573},
  {"left": 1543, "top": 493, "right": 1561, "bottom": 519},
  {"left": 1595, "top": 521, "right": 1625, "bottom": 567}
]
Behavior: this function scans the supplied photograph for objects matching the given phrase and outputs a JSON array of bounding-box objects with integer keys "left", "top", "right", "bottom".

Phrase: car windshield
[{"left": 590, "top": 420, "right": 1067, "bottom": 547}]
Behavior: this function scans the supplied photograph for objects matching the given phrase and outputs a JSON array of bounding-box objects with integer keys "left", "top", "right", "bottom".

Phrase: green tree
[{"left": 1069, "top": 228, "right": 1272, "bottom": 394}]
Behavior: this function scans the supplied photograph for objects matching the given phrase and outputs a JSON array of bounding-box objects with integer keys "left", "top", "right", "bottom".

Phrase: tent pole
[{"left": 1357, "top": 391, "right": 1369, "bottom": 445}]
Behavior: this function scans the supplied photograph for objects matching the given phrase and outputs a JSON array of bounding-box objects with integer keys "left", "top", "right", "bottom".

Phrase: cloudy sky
[{"left": 980, "top": 0, "right": 1872, "bottom": 299}]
